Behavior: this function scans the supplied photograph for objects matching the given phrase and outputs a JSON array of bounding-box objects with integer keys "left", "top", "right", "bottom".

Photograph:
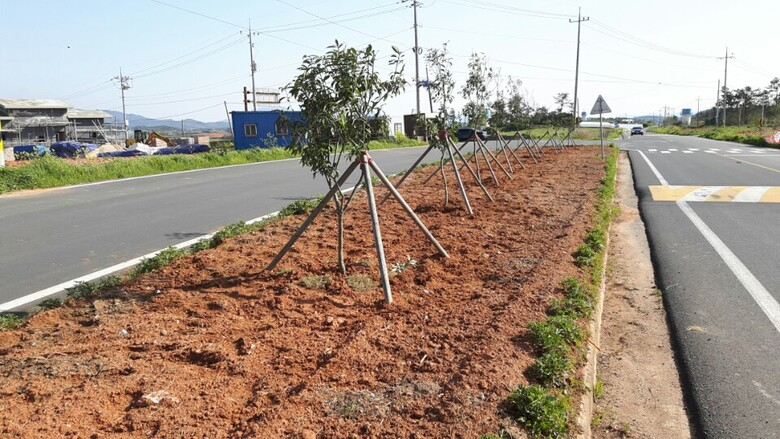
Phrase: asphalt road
[
  {"left": 622, "top": 133, "right": 780, "bottom": 438},
  {"left": 0, "top": 142, "right": 521, "bottom": 311}
]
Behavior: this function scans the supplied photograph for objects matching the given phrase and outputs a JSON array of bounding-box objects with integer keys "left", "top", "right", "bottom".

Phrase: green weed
[
  {"left": 132, "top": 247, "right": 185, "bottom": 276},
  {"left": 529, "top": 351, "right": 572, "bottom": 387},
  {"left": 279, "top": 197, "right": 322, "bottom": 217},
  {"left": 0, "top": 314, "right": 25, "bottom": 331},
  {"left": 506, "top": 384, "right": 568, "bottom": 438},
  {"left": 66, "top": 276, "right": 122, "bottom": 300},
  {"left": 38, "top": 298, "right": 62, "bottom": 311}
]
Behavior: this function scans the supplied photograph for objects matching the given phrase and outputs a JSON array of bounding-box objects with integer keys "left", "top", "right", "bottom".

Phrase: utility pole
[
  {"left": 112, "top": 67, "right": 131, "bottom": 144},
  {"left": 718, "top": 47, "right": 734, "bottom": 126},
  {"left": 696, "top": 96, "right": 701, "bottom": 126},
  {"left": 715, "top": 79, "right": 720, "bottom": 126},
  {"left": 570, "top": 7, "right": 589, "bottom": 127},
  {"left": 405, "top": 0, "right": 421, "bottom": 116},
  {"left": 245, "top": 20, "right": 258, "bottom": 111}
]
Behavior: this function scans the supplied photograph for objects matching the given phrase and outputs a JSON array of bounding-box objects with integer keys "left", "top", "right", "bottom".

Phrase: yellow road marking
[
  {"left": 761, "top": 188, "right": 780, "bottom": 203},
  {"left": 649, "top": 186, "right": 700, "bottom": 201},
  {"left": 649, "top": 186, "right": 780, "bottom": 203}
]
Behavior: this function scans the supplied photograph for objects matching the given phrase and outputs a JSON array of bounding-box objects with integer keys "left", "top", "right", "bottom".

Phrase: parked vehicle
[
  {"left": 631, "top": 126, "right": 644, "bottom": 136},
  {"left": 455, "top": 128, "right": 487, "bottom": 141}
]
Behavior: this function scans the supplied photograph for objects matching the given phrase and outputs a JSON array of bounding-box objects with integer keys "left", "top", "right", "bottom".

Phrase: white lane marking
[
  {"left": 669, "top": 148, "right": 678, "bottom": 151},
  {"left": 683, "top": 151, "right": 694, "bottom": 154},
  {"left": 681, "top": 186, "right": 721, "bottom": 202},
  {"left": 637, "top": 150, "right": 670, "bottom": 185},
  {"left": 753, "top": 381, "right": 780, "bottom": 406},
  {"left": 734, "top": 187, "right": 770, "bottom": 202},
  {"left": 640, "top": 151, "right": 780, "bottom": 335},
  {"left": 677, "top": 200, "right": 780, "bottom": 334},
  {"left": 0, "top": 180, "right": 362, "bottom": 312},
  {"left": 0, "top": 210, "right": 277, "bottom": 311},
  {"left": 661, "top": 151, "right": 671, "bottom": 154},
  {"left": 649, "top": 149, "right": 658, "bottom": 152}
]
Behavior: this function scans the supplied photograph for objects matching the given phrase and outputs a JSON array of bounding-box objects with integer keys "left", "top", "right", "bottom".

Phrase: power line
[{"left": 586, "top": 20, "right": 717, "bottom": 59}]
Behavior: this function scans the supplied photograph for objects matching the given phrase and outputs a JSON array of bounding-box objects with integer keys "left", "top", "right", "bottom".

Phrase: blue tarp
[
  {"left": 96, "top": 149, "right": 148, "bottom": 158},
  {"left": 13, "top": 144, "right": 48, "bottom": 159},
  {"left": 50, "top": 141, "right": 99, "bottom": 158}
]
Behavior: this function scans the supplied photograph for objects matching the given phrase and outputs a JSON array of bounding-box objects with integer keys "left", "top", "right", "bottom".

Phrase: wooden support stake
[
  {"left": 368, "top": 155, "right": 450, "bottom": 258},
  {"left": 266, "top": 159, "right": 360, "bottom": 271},
  {"left": 361, "top": 154, "right": 393, "bottom": 304},
  {"left": 378, "top": 144, "right": 435, "bottom": 206}
]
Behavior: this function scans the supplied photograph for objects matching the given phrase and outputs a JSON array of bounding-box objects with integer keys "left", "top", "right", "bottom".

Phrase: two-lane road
[
  {"left": 0, "top": 146, "right": 450, "bottom": 310},
  {"left": 623, "top": 133, "right": 780, "bottom": 438}
]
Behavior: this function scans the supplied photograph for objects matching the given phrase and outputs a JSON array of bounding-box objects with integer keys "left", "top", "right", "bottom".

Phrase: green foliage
[
  {"left": 461, "top": 52, "right": 494, "bottom": 128},
  {"left": 529, "top": 351, "right": 572, "bottom": 387},
  {"left": 390, "top": 256, "right": 418, "bottom": 274},
  {"left": 38, "top": 298, "right": 62, "bottom": 311},
  {"left": 132, "top": 247, "right": 185, "bottom": 276},
  {"left": 593, "top": 379, "right": 604, "bottom": 399},
  {"left": 507, "top": 384, "right": 569, "bottom": 438},
  {"left": 528, "top": 321, "right": 567, "bottom": 355},
  {"left": 425, "top": 43, "right": 457, "bottom": 120},
  {"left": 0, "top": 148, "right": 294, "bottom": 194},
  {"left": 480, "top": 431, "right": 510, "bottom": 439},
  {"left": 573, "top": 243, "right": 596, "bottom": 267},
  {"left": 65, "top": 276, "right": 122, "bottom": 301},
  {"left": 279, "top": 198, "right": 322, "bottom": 217},
  {"left": 285, "top": 40, "right": 406, "bottom": 186},
  {"left": 0, "top": 314, "right": 25, "bottom": 331},
  {"left": 548, "top": 277, "right": 592, "bottom": 319}
]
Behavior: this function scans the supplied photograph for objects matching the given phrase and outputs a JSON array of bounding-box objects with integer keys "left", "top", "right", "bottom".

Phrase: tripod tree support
[{"left": 267, "top": 153, "right": 448, "bottom": 305}]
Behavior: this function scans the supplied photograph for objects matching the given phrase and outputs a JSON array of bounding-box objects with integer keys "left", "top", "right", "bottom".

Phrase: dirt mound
[{"left": 0, "top": 147, "right": 603, "bottom": 437}]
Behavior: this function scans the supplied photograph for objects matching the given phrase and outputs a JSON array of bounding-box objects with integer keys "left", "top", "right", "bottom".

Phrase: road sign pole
[{"left": 599, "top": 110, "right": 604, "bottom": 160}]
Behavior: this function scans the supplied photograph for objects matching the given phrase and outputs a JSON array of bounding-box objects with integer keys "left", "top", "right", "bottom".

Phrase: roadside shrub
[
  {"left": 573, "top": 243, "right": 596, "bottom": 267},
  {"left": 132, "top": 247, "right": 185, "bottom": 276},
  {"left": 548, "top": 277, "right": 592, "bottom": 319},
  {"left": 66, "top": 276, "right": 122, "bottom": 300},
  {"left": 506, "top": 384, "right": 568, "bottom": 438},
  {"left": 280, "top": 197, "right": 322, "bottom": 217},
  {"left": 0, "top": 314, "right": 25, "bottom": 331},
  {"left": 38, "top": 298, "right": 62, "bottom": 311},
  {"left": 529, "top": 351, "right": 572, "bottom": 387},
  {"left": 528, "top": 321, "right": 567, "bottom": 355}
]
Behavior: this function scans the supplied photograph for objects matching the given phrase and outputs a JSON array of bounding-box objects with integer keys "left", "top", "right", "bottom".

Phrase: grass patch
[
  {"left": 650, "top": 125, "right": 777, "bottom": 148},
  {"left": 507, "top": 384, "right": 569, "bottom": 438},
  {"left": 0, "top": 148, "right": 295, "bottom": 194},
  {"left": 346, "top": 275, "right": 376, "bottom": 292},
  {"left": 300, "top": 275, "right": 331, "bottom": 290},
  {"left": 0, "top": 314, "right": 25, "bottom": 331}
]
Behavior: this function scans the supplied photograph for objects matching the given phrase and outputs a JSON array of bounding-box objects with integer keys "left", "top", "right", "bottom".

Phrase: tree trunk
[{"left": 337, "top": 206, "right": 346, "bottom": 275}]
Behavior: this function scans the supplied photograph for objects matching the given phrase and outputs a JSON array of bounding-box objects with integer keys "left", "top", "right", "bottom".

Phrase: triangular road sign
[{"left": 590, "top": 95, "right": 612, "bottom": 115}]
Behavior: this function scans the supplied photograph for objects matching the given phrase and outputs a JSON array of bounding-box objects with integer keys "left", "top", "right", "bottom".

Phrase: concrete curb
[{"left": 575, "top": 152, "right": 619, "bottom": 439}]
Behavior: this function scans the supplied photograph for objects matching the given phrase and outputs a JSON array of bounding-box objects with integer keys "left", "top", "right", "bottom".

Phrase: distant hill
[{"left": 102, "top": 110, "right": 229, "bottom": 131}]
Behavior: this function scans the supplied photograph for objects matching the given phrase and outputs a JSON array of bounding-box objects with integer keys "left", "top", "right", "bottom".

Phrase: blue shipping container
[{"left": 231, "top": 110, "right": 302, "bottom": 150}]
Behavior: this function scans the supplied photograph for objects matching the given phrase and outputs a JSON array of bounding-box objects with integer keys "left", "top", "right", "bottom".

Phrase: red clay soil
[{"left": 0, "top": 146, "right": 604, "bottom": 438}]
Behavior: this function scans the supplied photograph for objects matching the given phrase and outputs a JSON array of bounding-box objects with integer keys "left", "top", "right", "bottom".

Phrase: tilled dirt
[{"left": 0, "top": 146, "right": 604, "bottom": 438}]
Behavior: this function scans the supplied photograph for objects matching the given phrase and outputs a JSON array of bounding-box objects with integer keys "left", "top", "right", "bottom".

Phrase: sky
[{"left": 3, "top": 0, "right": 779, "bottom": 124}]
